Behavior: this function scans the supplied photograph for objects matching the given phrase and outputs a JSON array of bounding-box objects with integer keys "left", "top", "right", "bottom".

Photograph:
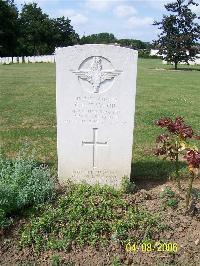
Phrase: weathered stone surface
[{"left": 56, "top": 44, "right": 138, "bottom": 188}]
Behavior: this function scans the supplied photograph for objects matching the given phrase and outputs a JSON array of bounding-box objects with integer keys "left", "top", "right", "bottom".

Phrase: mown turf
[
  {"left": 0, "top": 60, "right": 199, "bottom": 179},
  {"left": 133, "top": 60, "right": 200, "bottom": 179},
  {"left": 0, "top": 63, "right": 56, "bottom": 165}
]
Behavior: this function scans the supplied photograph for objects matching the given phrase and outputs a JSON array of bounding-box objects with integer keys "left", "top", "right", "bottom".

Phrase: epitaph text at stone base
[{"left": 56, "top": 44, "right": 138, "bottom": 188}]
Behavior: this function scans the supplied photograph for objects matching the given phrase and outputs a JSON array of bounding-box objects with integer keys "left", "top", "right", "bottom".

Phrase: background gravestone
[{"left": 56, "top": 44, "right": 138, "bottom": 188}]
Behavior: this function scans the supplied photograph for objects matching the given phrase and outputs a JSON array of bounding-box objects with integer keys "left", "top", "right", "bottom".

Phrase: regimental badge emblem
[{"left": 72, "top": 56, "right": 122, "bottom": 94}]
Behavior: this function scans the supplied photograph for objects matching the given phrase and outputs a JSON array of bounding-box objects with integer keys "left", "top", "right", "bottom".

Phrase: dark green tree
[
  {"left": 50, "top": 17, "right": 79, "bottom": 49},
  {"left": 0, "top": 0, "right": 18, "bottom": 57},
  {"left": 118, "top": 39, "right": 150, "bottom": 49},
  {"left": 18, "top": 3, "right": 51, "bottom": 55},
  {"left": 153, "top": 0, "right": 200, "bottom": 69},
  {"left": 18, "top": 3, "right": 79, "bottom": 55},
  {"left": 80, "top": 33, "right": 117, "bottom": 44}
]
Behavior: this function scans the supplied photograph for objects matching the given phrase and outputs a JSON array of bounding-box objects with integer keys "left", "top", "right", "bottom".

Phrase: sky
[{"left": 15, "top": 0, "right": 200, "bottom": 42}]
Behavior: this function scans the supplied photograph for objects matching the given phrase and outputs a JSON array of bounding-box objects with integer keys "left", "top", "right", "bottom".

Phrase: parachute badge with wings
[{"left": 72, "top": 57, "right": 122, "bottom": 93}]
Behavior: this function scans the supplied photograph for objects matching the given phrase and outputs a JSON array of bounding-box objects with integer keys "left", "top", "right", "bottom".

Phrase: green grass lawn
[
  {"left": 0, "top": 59, "right": 200, "bottom": 180},
  {"left": 0, "top": 63, "right": 56, "bottom": 166},
  {"left": 0, "top": 60, "right": 200, "bottom": 265}
]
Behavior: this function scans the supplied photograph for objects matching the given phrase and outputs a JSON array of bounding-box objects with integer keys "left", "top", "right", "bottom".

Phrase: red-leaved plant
[
  {"left": 184, "top": 149, "right": 200, "bottom": 208},
  {"left": 155, "top": 117, "right": 199, "bottom": 207}
]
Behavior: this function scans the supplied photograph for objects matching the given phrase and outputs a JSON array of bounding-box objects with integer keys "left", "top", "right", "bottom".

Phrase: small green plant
[
  {"left": 160, "top": 186, "right": 175, "bottom": 198},
  {"left": 20, "top": 183, "right": 166, "bottom": 252},
  {"left": 121, "top": 176, "right": 137, "bottom": 194},
  {"left": 112, "top": 256, "right": 121, "bottom": 266},
  {"left": 166, "top": 198, "right": 179, "bottom": 208},
  {"left": 52, "top": 255, "right": 62, "bottom": 266},
  {"left": 160, "top": 187, "right": 178, "bottom": 209},
  {"left": 0, "top": 148, "right": 55, "bottom": 228}
]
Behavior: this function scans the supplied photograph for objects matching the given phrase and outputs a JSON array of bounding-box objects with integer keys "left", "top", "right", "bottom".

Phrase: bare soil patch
[{"left": 0, "top": 179, "right": 199, "bottom": 266}]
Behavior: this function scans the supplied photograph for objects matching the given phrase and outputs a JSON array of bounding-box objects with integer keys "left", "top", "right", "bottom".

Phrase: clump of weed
[
  {"left": 112, "top": 256, "right": 121, "bottom": 266},
  {"left": 51, "top": 255, "right": 62, "bottom": 266},
  {"left": 20, "top": 183, "right": 166, "bottom": 252},
  {"left": 121, "top": 176, "right": 137, "bottom": 194},
  {"left": 160, "top": 187, "right": 179, "bottom": 209},
  {"left": 0, "top": 148, "right": 55, "bottom": 228}
]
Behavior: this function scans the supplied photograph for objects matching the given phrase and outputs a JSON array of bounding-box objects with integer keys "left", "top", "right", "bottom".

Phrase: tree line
[
  {"left": 0, "top": 0, "right": 150, "bottom": 57},
  {"left": 1, "top": 0, "right": 199, "bottom": 69},
  {"left": 0, "top": 0, "right": 79, "bottom": 56}
]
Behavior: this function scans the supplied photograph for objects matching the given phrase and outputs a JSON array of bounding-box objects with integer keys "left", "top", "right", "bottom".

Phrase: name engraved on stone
[
  {"left": 72, "top": 56, "right": 122, "bottom": 93},
  {"left": 82, "top": 128, "right": 108, "bottom": 169},
  {"left": 70, "top": 96, "right": 119, "bottom": 124}
]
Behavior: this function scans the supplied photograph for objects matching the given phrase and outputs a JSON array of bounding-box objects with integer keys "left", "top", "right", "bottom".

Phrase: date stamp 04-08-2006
[{"left": 125, "top": 242, "right": 179, "bottom": 253}]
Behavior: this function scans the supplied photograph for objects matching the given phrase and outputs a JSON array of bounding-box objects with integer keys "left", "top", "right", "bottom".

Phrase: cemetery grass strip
[
  {"left": 133, "top": 59, "right": 200, "bottom": 179},
  {"left": 20, "top": 183, "right": 167, "bottom": 251},
  {"left": 0, "top": 60, "right": 200, "bottom": 178}
]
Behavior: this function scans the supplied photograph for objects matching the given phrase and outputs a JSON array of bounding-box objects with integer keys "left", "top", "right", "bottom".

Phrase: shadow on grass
[
  {"left": 167, "top": 67, "right": 200, "bottom": 72},
  {"left": 130, "top": 160, "right": 186, "bottom": 190},
  {"left": 151, "top": 67, "right": 200, "bottom": 72}
]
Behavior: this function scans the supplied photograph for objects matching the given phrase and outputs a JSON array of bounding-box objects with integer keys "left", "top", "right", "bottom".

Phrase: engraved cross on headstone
[{"left": 82, "top": 128, "right": 108, "bottom": 169}]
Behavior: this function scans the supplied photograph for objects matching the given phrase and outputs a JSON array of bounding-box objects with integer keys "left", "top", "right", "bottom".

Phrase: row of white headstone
[
  {"left": 150, "top": 49, "right": 200, "bottom": 65},
  {"left": 163, "top": 54, "right": 200, "bottom": 65},
  {"left": 0, "top": 55, "right": 55, "bottom": 64},
  {"left": 163, "top": 54, "right": 200, "bottom": 66},
  {"left": 150, "top": 49, "right": 162, "bottom": 57}
]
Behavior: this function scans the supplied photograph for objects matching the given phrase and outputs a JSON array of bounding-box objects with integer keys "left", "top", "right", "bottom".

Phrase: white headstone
[
  {"left": 34, "top": 56, "right": 37, "bottom": 62},
  {"left": 52, "top": 55, "right": 55, "bottom": 63},
  {"left": 40, "top": 55, "right": 45, "bottom": 63},
  {"left": 150, "top": 49, "right": 159, "bottom": 56},
  {"left": 18, "top": 57, "right": 23, "bottom": 63},
  {"left": 43, "top": 56, "right": 48, "bottom": 63},
  {"left": 29, "top": 56, "right": 35, "bottom": 63},
  {"left": 13, "top": 57, "right": 18, "bottom": 63},
  {"left": 24, "top": 56, "right": 29, "bottom": 63},
  {"left": 37, "top": 56, "right": 42, "bottom": 63},
  {"left": 194, "top": 54, "right": 200, "bottom": 65},
  {"left": 1, "top": 58, "right": 6, "bottom": 64},
  {"left": 56, "top": 44, "right": 138, "bottom": 188},
  {"left": 6, "top": 57, "right": 12, "bottom": 64},
  {"left": 48, "top": 55, "right": 54, "bottom": 63}
]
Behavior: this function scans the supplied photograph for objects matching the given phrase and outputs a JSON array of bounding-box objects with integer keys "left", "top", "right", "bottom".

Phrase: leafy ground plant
[
  {"left": 0, "top": 148, "right": 55, "bottom": 228},
  {"left": 121, "top": 176, "right": 137, "bottom": 194},
  {"left": 20, "top": 183, "right": 166, "bottom": 252},
  {"left": 155, "top": 116, "right": 200, "bottom": 210},
  {"left": 184, "top": 149, "right": 200, "bottom": 208},
  {"left": 160, "top": 187, "right": 179, "bottom": 210},
  {"left": 155, "top": 117, "right": 199, "bottom": 189}
]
